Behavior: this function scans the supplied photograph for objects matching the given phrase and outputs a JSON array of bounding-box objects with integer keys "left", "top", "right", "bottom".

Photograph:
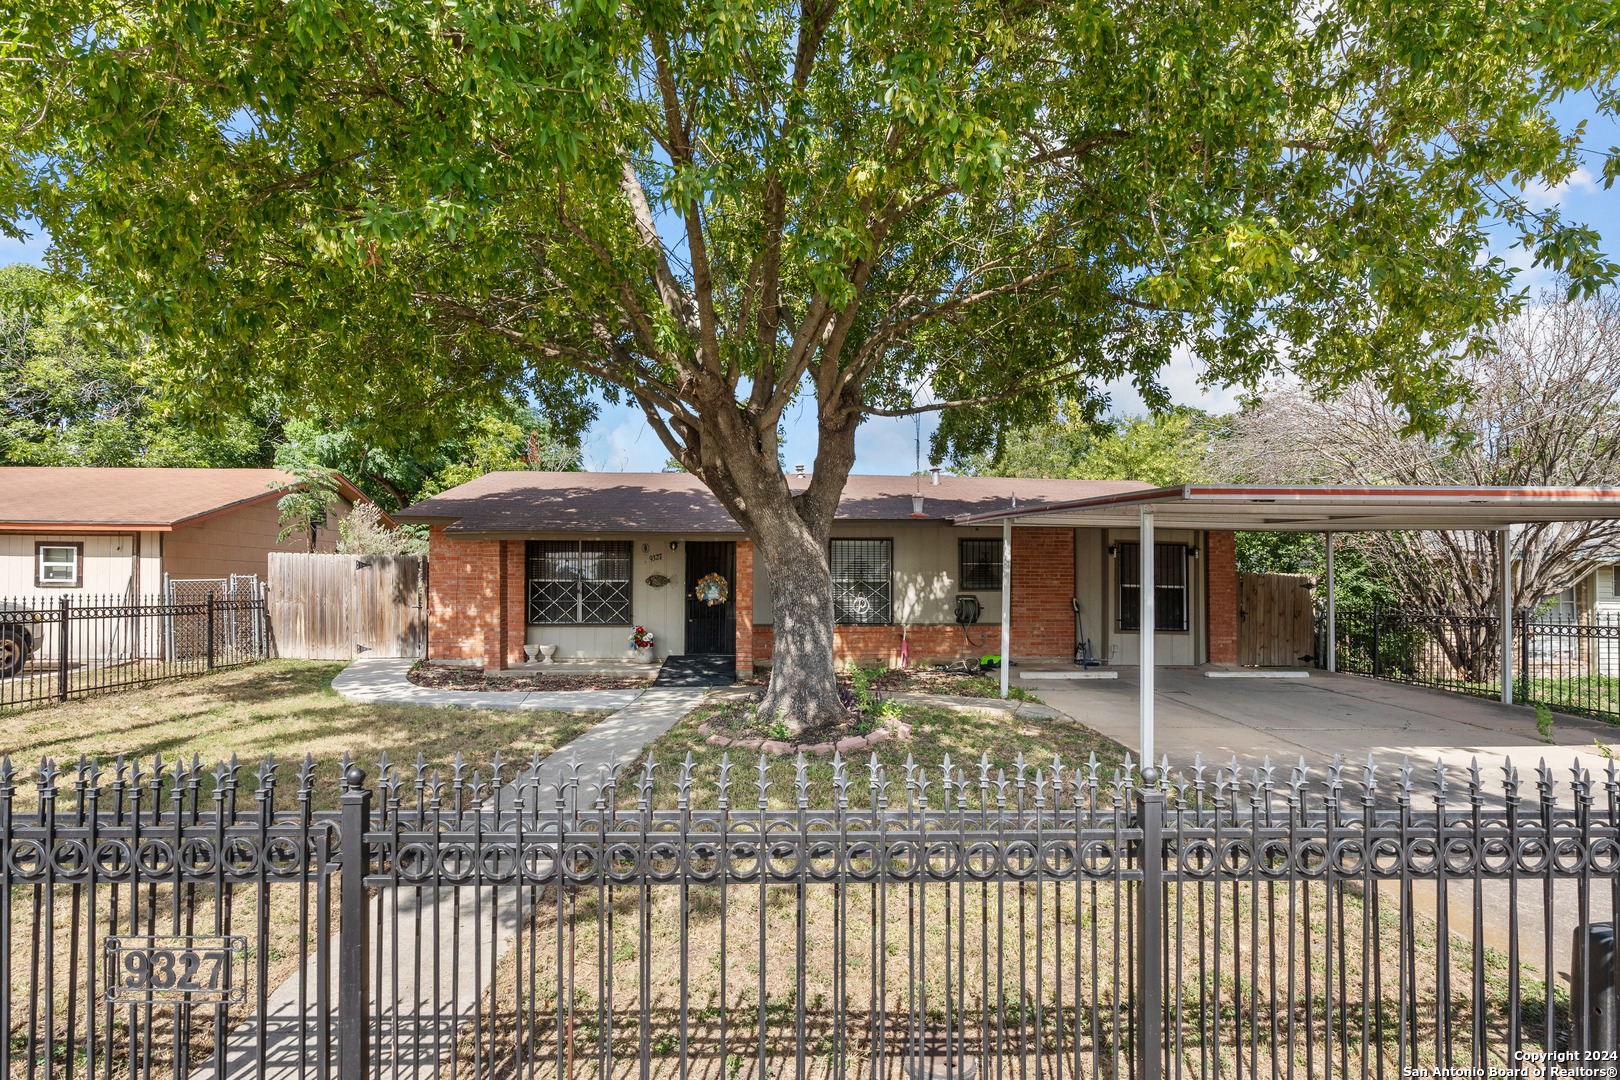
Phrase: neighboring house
[
  {"left": 0, "top": 467, "right": 379, "bottom": 599},
  {"left": 395, "top": 471, "right": 1244, "bottom": 674}
]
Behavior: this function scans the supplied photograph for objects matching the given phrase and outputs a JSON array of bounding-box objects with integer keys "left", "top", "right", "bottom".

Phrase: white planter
[
  {"left": 634, "top": 646, "right": 656, "bottom": 664},
  {"left": 523, "top": 645, "right": 541, "bottom": 663}
]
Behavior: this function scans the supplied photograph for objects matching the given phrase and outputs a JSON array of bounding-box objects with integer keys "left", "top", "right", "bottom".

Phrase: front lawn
[
  {"left": 626, "top": 696, "right": 1128, "bottom": 810},
  {"left": 0, "top": 660, "right": 611, "bottom": 811}
]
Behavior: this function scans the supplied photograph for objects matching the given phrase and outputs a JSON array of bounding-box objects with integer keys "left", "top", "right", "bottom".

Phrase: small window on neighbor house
[
  {"left": 831, "top": 538, "right": 892, "bottom": 625},
  {"left": 959, "top": 538, "right": 1002, "bottom": 591},
  {"left": 1116, "top": 542, "right": 1189, "bottom": 632},
  {"left": 1612, "top": 565, "right": 1619, "bottom": 598},
  {"left": 36, "top": 543, "right": 83, "bottom": 588}
]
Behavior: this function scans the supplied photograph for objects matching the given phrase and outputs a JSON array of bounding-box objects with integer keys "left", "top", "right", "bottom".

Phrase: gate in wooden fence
[
  {"left": 267, "top": 552, "right": 425, "bottom": 660},
  {"left": 1237, "top": 571, "right": 1316, "bottom": 667}
]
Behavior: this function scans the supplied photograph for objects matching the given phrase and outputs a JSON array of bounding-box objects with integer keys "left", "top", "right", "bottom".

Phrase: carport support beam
[
  {"left": 1325, "top": 533, "right": 1336, "bottom": 673},
  {"left": 1141, "top": 507, "right": 1155, "bottom": 771},
  {"left": 1500, "top": 526, "right": 1513, "bottom": 705},
  {"left": 1000, "top": 518, "right": 1012, "bottom": 699}
]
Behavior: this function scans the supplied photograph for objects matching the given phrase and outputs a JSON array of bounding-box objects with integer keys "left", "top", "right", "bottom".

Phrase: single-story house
[
  {"left": 0, "top": 467, "right": 378, "bottom": 599},
  {"left": 394, "top": 471, "right": 1244, "bottom": 673}
]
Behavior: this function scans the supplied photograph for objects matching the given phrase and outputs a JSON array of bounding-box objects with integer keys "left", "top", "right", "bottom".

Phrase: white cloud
[{"left": 1520, "top": 167, "right": 1600, "bottom": 213}]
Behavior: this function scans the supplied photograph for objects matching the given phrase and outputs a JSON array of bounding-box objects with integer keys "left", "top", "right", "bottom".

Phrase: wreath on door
[{"left": 694, "top": 572, "right": 730, "bottom": 606}]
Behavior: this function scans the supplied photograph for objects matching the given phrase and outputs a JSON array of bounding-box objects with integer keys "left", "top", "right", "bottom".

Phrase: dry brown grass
[
  {"left": 0, "top": 660, "right": 611, "bottom": 814},
  {"left": 627, "top": 699, "right": 1131, "bottom": 811}
]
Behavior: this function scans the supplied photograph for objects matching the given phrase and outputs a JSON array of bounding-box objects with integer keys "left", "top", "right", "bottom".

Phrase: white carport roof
[
  {"left": 952, "top": 484, "right": 1620, "bottom": 531},
  {"left": 962, "top": 484, "right": 1620, "bottom": 765}
]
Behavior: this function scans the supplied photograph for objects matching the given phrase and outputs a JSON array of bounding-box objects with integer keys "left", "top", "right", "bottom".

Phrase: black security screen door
[{"left": 684, "top": 541, "right": 736, "bottom": 655}]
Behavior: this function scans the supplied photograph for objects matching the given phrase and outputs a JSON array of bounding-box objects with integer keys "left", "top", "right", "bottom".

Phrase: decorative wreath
[{"left": 694, "top": 572, "right": 730, "bottom": 606}]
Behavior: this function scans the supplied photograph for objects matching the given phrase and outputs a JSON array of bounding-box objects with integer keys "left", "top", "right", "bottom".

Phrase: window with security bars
[
  {"left": 1116, "top": 542, "right": 1189, "bottom": 632},
  {"left": 830, "top": 538, "right": 892, "bottom": 625},
  {"left": 526, "top": 540, "right": 633, "bottom": 625},
  {"left": 959, "top": 538, "right": 1002, "bottom": 591}
]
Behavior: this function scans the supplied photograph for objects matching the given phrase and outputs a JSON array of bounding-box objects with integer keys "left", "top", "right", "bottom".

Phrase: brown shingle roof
[
  {"left": 395, "top": 472, "right": 1152, "bottom": 534},
  {"left": 0, "top": 468, "right": 378, "bottom": 530}
]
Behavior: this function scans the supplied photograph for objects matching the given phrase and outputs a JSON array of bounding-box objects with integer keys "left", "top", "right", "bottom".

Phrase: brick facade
[
  {"left": 426, "top": 523, "right": 1233, "bottom": 670},
  {"left": 750, "top": 526, "right": 1077, "bottom": 667},
  {"left": 1205, "top": 530, "right": 1238, "bottom": 663},
  {"left": 1009, "top": 526, "right": 1074, "bottom": 659},
  {"left": 426, "top": 525, "right": 511, "bottom": 668},
  {"left": 734, "top": 541, "right": 754, "bottom": 675}
]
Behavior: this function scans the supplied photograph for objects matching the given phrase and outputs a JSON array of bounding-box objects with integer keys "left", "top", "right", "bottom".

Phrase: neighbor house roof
[
  {"left": 395, "top": 472, "right": 1151, "bottom": 535},
  {"left": 954, "top": 484, "right": 1620, "bottom": 531},
  {"left": 0, "top": 467, "right": 382, "bottom": 532}
]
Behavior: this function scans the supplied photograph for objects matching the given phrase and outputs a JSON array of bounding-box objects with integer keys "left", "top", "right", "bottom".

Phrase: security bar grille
[
  {"left": 958, "top": 538, "right": 1002, "bottom": 591},
  {"left": 1117, "top": 542, "right": 1189, "bottom": 632},
  {"left": 526, "top": 540, "right": 633, "bottom": 625},
  {"left": 831, "top": 538, "right": 892, "bottom": 624}
]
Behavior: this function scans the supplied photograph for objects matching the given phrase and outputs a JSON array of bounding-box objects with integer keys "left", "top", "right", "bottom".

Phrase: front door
[{"left": 684, "top": 541, "right": 736, "bottom": 655}]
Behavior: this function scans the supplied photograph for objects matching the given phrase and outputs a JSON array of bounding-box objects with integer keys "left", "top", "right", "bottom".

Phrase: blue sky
[{"left": 5, "top": 95, "right": 1615, "bottom": 473}]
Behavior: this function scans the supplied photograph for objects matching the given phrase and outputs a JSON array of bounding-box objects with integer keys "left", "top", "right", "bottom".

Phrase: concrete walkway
[
  {"left": 205, "top": 670, "right": 708, "bottom": 1080},
  {"left": 332, "top": 657, "right": 646, "bottom": 712}
]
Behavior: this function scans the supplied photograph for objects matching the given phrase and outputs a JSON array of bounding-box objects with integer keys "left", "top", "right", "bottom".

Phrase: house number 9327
[{"left": 105, "top": 935, "right": 247, "bottom": 1005}]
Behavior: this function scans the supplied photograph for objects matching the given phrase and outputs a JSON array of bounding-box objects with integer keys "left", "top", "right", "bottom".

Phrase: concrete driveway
[
  {"left": 1029, "top": 667, "right": 1620, "bottom": 980},
  {"left": 1028, "top": 667, "right": 1620, "bottom": 790}
]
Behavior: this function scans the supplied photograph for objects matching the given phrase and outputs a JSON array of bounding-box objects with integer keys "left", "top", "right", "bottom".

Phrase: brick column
[
  {"left": 1010, "top": 527, "right": 1076, "bottom": 659},
  {"left": 1205, "top": 531, "right": 1239, "bottom": 664},
  {"left": 426, "top": 526, "right": 506, "bottom": 667},
  {"left": 505, "top": 541, "right": 527, "bottom": 667},
  {"left": 734, "top": 540, "right": 754, "bottom": 676}
]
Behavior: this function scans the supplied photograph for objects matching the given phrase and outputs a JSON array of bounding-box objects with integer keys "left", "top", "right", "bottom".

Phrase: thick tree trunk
[{"left": 751, "top": 521, "right": 846, "bottom": 733}]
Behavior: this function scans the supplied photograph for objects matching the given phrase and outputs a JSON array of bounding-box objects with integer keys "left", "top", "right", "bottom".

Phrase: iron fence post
[
  {"left": 56, "top": 595, "right": 69, "bottom": 701},
  {"left": 1372, "top": 601, "right": 1381, "bottom": 678},
  {"left": 1520, "top": 610, "right": 1530, "bottom": 703},
  {"left": 339, "top": 766, "right": 372, "bottom": 1080},
  {"left": 205, "top": 593, "right": 216, "bottom": 671},
  {"left": 1135, "top": 772, "right": 1165, "bottom": 1080}
]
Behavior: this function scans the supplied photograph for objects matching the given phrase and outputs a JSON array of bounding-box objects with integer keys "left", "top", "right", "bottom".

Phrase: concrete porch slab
[{"left": 1022, "top": 670, "right": 1119, "bottom": 680}]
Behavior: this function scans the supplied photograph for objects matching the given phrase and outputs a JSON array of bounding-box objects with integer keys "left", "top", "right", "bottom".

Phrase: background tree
[
  {"left": 337, "top": 503, "right": 428, "bottom": 557},
  {"left": 271, "top": 453, "right": 341, "bottom": 553},
  {"left": 5, "top": 0, "right": 1616, "bottom": 728},
  {"left": 1211, "top": 289, "right": 1620, "bottom": 678},
  {"left": 954, "top": 408, "right": 1209, "bottom": 487},
  {"left": 0, "top": 265, "right": 278, "bottom": 466}
]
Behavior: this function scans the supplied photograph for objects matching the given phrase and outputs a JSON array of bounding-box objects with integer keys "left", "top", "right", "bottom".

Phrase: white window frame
[{"left": 36, "top": 542, "right": 84, "bottom": 588}]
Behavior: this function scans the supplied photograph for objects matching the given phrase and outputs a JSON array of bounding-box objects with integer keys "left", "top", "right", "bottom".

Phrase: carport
[{"left": 955, "top": 485, "right": 1620, "bottom": 767}]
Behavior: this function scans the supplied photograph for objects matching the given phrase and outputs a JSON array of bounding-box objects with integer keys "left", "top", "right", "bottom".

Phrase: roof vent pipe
[
  {"left": 930, "top": 467, "right": 941, "bottom": 486},
  {"left": 794, "top": 464, "right": 806, "bottom": 475}
]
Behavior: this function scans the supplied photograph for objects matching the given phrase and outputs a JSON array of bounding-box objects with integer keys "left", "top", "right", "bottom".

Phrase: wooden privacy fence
[
  {"left": 1237, "top": 571, "right": 1315, "bottom": 666},
  {"left": 267, "top": 552, "right": 424, "bottom": 660}
]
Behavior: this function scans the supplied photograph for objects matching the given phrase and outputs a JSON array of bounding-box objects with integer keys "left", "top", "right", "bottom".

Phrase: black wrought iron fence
[
  {"left": 0, "top": 593, "right": 267, "bottom": 712},
  {"left": 6, "top": 749, "right": 1620, "bottom": 1080},
  {"left": 1322, "top": 605, "right": 1620, "bottom": 724}
]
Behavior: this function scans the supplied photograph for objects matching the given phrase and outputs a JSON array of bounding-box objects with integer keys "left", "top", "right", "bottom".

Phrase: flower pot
[
  {"left": 537, "top": 644, "right": 558, "bottom": 665},
  {"left": 634, "top": 646, "right": 656, "bottom": 664},
  {"left": 523, "top": 645, "right": 541, "bottom": 663}
]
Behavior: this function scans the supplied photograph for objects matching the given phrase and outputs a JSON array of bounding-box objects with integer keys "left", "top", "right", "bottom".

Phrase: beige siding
[
  {"left": 522, "top": 532, "right": 705, "bottom": 660},
  {"left": 163, "top": 496, "right": 353, "bottom": 582},
  {"left": 1099, "top": 527, "right": 1206, "bottom": 666},
  {"left": 752, "top": 522, "right": 1009, "bottom": 627},
  {"left": 0, "top": 532, "right": 139, "bottom": 598}
]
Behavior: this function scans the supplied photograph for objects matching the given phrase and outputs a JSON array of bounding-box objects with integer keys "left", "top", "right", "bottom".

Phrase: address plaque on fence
[{"left": 104, "top": 935, "right": 248, "bottom": 1005}]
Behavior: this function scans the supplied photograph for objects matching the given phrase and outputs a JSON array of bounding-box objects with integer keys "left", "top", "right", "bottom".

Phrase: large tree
[
  {"left": 1211, "top": 290, "right": 1620, "bottom": 678},
  {"left": 3, "top": 0, "right": 1616, "bottom": 728}
]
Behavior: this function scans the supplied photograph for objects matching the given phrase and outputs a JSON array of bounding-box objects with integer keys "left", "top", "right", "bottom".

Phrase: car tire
[{"left": 0, "top": 629, "right": 26, "bottom": 679}]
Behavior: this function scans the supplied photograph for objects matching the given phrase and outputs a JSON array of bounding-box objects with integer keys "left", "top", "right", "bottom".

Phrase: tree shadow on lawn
[{"left": 1, "top": 660, "right": 609, "bottom": 813}]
